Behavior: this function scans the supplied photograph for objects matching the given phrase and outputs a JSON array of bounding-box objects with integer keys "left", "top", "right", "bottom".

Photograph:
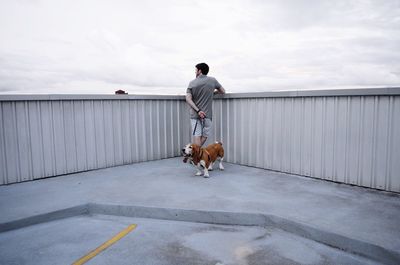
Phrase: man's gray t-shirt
[{"left": 186, "top": 75, "right": 222, "bottom": 120}]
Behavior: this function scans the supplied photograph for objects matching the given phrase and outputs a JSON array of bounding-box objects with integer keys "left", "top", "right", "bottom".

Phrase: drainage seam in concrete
[{"left": 0, "top": 203, "right": 398, "bottom": 265}]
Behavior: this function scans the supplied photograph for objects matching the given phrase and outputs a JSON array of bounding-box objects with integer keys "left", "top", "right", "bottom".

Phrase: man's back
[{"left": 187, "top": 75, "right": 221, "bottom": 119}]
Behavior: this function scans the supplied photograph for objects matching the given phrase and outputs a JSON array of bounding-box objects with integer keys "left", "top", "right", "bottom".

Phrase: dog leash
[{"left": 192, "top": 118, "right": 205, "bottom": 136}]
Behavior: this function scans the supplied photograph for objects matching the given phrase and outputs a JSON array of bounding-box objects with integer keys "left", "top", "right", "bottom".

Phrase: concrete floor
[
  {"left": 0, "top": 157, "right": 399, "bottom": 264},
  {"left": 0, "top": 214, "right": 382, "bottom": 265}
]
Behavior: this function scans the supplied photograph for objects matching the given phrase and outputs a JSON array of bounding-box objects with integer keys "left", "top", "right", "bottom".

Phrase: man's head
[{"left": 195, "top": 63, "right": 209, "bottom": 77}]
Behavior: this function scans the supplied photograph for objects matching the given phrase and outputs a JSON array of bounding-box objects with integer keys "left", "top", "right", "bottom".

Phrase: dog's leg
[
  {"left": 208, "top": 162, "right": 214, "bottom": 171},
  {"left": 219, "top": 157, "right": 224, "bottom": 170},
  {"left": 195, "top": 163, "right": 202, "bottom": 176},
  {"left": 200, "top": 160, "right": 210, "bottom": 178},
  {"left": 195, "top": 167, "right": 202, "bottom": 176},
  {"left": 189, "top": 158, "right": 194, "bottom": 166}
]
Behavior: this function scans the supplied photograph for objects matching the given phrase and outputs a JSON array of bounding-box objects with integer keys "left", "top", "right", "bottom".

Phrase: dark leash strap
[
  {"left": 193, "top": 119, "right": 198, "bottom": 136},
  {"left": 192, "top": 118, "right": 205, "bottom": 136}
]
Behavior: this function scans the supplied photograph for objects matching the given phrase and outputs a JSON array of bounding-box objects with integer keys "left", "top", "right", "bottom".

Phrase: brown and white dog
[{"left": 182, "top": 141, "right": 224, "bottom": 178}]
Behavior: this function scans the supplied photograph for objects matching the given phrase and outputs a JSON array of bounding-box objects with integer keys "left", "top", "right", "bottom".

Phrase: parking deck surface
[
  {"left": 0, "top": 157, "right": 399, "bottom": 264},
  {"left": 0, "top": 214, "right": 383, "bottom": 265}
]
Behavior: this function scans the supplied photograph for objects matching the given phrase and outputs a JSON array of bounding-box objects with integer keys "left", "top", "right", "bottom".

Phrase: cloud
[{"left": 0, "top": 0, "right": 399, "bottom": 94}]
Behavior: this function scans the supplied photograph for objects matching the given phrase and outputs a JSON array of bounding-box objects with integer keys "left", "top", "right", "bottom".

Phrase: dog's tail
[{"left": 215, "top": 141, "right": 223, "bottom": 146}]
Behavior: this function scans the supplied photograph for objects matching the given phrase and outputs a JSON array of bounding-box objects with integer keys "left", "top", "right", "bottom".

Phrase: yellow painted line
[{"left": 72, "top": 224, "right": 137, "bottom": 265}]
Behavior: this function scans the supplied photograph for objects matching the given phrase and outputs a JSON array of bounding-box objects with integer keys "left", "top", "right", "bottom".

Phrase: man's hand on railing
[{"left": 214, "top": 87, "right": 226, "bottom": 95}]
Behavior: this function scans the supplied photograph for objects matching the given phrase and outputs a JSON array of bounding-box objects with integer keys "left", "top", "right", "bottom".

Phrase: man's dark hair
[{"left": 196, "top": 63, "right": 209, "bottom": 75}]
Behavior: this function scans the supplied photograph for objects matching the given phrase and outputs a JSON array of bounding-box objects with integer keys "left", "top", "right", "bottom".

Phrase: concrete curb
[
  {"left": 0, "top": 203, "right": 398, "bottom": 265},
  {"left": 88, "top": 203, "right": 400, "bottom": 265},
  {"left": 0, "top": 205, "right": 89, "bottom": 233}
]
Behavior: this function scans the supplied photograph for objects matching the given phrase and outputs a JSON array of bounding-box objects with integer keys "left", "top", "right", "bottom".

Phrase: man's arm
[
  {"left": 186, "top": 93, "right": 206, "bottom": 118},
  {"left": 214, "top": 86, "right": 226, "bottom": 95}
]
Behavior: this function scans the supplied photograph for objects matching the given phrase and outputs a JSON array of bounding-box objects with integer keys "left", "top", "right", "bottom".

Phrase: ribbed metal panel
[
  {"left": 0, "top": 99, "right": 189, "bottom": 185},
  {"left": 212, "top": 95, "right": 400, "bottom": 192},
  {"left": 1, "top": 92, "right": 399, "bottom": 192}
]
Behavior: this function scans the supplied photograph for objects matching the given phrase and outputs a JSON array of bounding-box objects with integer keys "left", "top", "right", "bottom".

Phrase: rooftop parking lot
[
  {"left": 0, "top": 157, "right": 399, "bottom": 264},
  {"left": 1, "top": 89, "right": 399, "bottom": 264}
]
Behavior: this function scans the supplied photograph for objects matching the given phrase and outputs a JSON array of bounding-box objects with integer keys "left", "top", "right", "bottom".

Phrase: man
[{"left": 186, "top": 63, "right": 225, "bottom": 148}]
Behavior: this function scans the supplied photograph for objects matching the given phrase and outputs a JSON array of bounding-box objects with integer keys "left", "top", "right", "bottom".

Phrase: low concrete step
[{"left": 1, "top": 203, "right": 398, "bottom": 265}]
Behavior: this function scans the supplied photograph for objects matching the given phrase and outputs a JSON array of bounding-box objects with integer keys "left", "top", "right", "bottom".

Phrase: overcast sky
[{"left": 0, "top": 0, "right": 399, "bottom": 94}]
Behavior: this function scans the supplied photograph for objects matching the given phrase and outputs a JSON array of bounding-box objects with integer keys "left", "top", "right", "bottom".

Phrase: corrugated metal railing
[
  {"left": 0, "top": 95, "right": 190, "bottom": 185},
  {"left": 1, "top": 88, "right": 399, "bottom": 192}
]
